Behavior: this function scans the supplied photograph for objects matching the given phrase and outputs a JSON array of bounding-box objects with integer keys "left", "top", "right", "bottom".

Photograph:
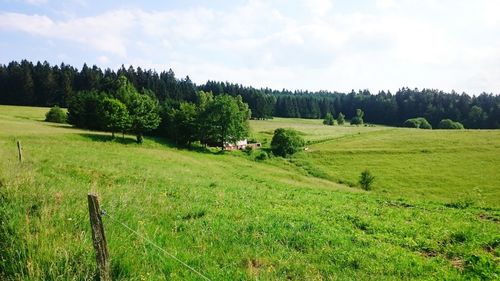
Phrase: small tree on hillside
[
  {"left": 351, "top": 109, "right": 364, "bottom": 125},
  {"left": 337, "top": 112, "right": 345, "bottom": 125},
  {"left": 323, "top": 112, "right": 335, "bottom": 125},
  {"left": 45, "top": 106, "right": 66, "bottom": 123},
  {"left": 359, "top": 169, "right": 375, "bottom": 190},
  {"left": 271, "top": 128, "right": 305, "bottom": 157},
  {"left": 99, "top": 97, "right": 130, "bottom": 138},
  {"left": 129, "top": 93, "right": 161, "bottom": 143}
]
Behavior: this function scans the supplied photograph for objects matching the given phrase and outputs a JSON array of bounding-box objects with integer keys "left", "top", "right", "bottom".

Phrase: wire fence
[{"left": 101, "top": 209, "right": 212, "bottom": 281}]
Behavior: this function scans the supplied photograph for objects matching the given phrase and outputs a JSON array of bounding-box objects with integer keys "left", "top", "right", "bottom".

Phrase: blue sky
[{"left": 1, "top": 0, "right": 499, "bottom": 94}]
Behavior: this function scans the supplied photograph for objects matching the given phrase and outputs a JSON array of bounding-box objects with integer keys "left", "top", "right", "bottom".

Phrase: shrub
[
  {"left": 419, "top": 120, "right": 432, "bottom": 129},
  {"left": 323, "top": 113, "right": 335, "bottom": 125},
  {"left": 45, "top": 106, "right": 67, "bottom": 123},
  {"left": 244, "top": 146, "right": 253, "bottom": 155},
  {"left": 359, "top": 169, "right": 375, "bottom": 190},
  {"left": 255, "top": 151, "right": 268, "bottom": 161},
  {"left": 271, "top": 128, "right": 305, "bottom": 157},
  {"left": 337, "top": 112, "right": 345, "bottom": 125},
  {"left": 350, "top": 109, "right": 364, "bottom": 125},
  {"left": 403, "top": 117, "right": 432, "bottom": 129},
  {"left": 438, "top": 119, "right": 464, "bottom": 129},
  {"left": 403, "top": 119, "right": 420, "bottom": 128},
  {"left": 350, "top": 116, "right": 363, "bottom": 125}
]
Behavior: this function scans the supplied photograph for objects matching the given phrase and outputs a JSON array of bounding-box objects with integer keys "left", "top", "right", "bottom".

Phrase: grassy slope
[{"left": 0, "top": 105, "right": 499, "bottom": 280}]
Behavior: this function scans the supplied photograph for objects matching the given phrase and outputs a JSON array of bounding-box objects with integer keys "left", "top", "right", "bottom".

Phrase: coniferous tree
[
  {"left": 323, "top": 112, "right": 335, "bottom": 125},
  {"left": 337, "top": 112, "right": 345, "bottom": 125},
  {"left": 351, "top": 109, "right": 364, "bottom": 125},
  {"left": 1, "top": 59, "right": 499, "bottom": 129}
]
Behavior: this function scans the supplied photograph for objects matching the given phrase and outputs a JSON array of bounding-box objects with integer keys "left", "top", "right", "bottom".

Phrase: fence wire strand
[{"left": 101, "top": 209, "right": 212, "bottom": 281}]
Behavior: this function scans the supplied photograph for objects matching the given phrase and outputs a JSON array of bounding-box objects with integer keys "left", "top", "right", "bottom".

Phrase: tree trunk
[{"left": 111, "top": 131, "right": 115, "bottom": 138}]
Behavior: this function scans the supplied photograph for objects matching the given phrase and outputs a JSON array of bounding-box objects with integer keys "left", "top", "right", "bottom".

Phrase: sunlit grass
[{"left": 0, "top": 105, "right": 498, "bottom": 280}]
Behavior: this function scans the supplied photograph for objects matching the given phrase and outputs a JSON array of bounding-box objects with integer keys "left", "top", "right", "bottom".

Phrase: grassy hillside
[{"left": 0, "top": 105, "right": 499, "bottom": 280}]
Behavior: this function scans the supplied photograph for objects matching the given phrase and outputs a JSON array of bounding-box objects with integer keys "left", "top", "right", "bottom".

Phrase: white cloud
[
  {"left": 0, "top": 11, "right": 132, "bottom": 56},
  {"left": 0, "top": 0, "right": 499, "bottom": 94}
]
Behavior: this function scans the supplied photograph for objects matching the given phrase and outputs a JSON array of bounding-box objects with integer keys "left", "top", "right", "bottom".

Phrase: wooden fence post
[
  {"left": 87, "top": 193, "right": 111, "bottom": 281},
  {"left": 17, "top": 140, "right": 23, "bottom": 163}
]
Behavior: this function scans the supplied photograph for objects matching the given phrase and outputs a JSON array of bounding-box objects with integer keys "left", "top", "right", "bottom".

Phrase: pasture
[{"left": 0, "top": 105, "right": 498, "bottom": 280}]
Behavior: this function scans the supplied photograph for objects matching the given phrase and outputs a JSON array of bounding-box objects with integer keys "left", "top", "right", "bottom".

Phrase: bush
[
  {"left": 271, "top": 128, "right": 305, "bottom": 157},
  {"left": 419, "top": 120, "right": 432, "bottom": 129},
  {"left": 350, "top": 109, "right": 364, "bottom": 125},
  {"left": 350, "top": 117, "right": 363, "bottom": 125},
  {"left": 337, "top": 112, "right": 345, "bottom": 125},
  {"left": 255, "top": 151, "right": 268, "bottom": 161},
  {"left": 45, "top": 106, "right": 67, "bottom": 123},
  {"left": 403, "top": 119, "right": 419, "bottom": 128},
  {"left": 438, "top": 119, "right": 464, "bottom": 129},
  {"left": 403, "top": 117, "right": 432, "bottom": 129},
  {"left": 244, "top": 146, "right": 253, "bottom": 155},
  {"left": 323, "top": 113, "right": 335, "bottom": 125},
  {"left": 359, "top": 169, "right": 375, "bottom": 190}
]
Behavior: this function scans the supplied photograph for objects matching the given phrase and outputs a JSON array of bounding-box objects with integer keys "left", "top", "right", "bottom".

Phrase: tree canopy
[
  {"left": 128, "top": 93, "right": 161, "bottom": 143},
  {"left": 271, "top": 128, "right": 305, "bottom": 157},
  {"left": 200, "top": 94, "right": 250, "bottom": 148},
  {"left": 1, "top": 60, "right": 499, "bottom": 129},
  {"left": 99, "top": 97, "right": 130, "bottom": 138}
]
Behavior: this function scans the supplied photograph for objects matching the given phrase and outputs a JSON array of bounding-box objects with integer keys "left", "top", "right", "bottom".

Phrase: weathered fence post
[
  {"left": 87, "top": 193, "right": 111, "bottom": 281},
  {"left": 17, "top": 140, "right": 23, "bottom": 163}
]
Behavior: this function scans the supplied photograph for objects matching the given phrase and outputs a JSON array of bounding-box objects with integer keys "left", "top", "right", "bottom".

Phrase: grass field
[{"left": 0, "top": 105, "right": 499, "bottom": 280}]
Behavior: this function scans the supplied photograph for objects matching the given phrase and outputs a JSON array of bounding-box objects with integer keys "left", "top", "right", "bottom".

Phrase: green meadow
[{"left": 0, "top": 105, "right": 499, "bottom": 280}]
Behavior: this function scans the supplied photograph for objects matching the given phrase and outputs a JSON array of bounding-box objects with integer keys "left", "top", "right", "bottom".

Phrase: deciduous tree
[
  {"left": 99, "top": 97, "right": 130, "bottom": 138},
  {"left": 129, "top": 93, "right": 160, "bottom": 143}
]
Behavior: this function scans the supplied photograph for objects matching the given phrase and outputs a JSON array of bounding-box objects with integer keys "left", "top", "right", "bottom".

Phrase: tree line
[
  {"left": 1, "top": 60, "right": 499, "bottom": 129},
  {"left": 65, "top": 74, "right": 249, "bottom": 145}
]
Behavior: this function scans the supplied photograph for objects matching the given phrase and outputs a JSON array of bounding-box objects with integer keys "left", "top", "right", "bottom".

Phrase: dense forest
[{"left": 0, "top": 60, "right": 499, "bottom": 129}]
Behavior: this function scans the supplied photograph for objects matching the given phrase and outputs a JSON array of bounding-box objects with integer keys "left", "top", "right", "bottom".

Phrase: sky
[{"left": 0, "top": 0, "right": 499, "bottom": 95}]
